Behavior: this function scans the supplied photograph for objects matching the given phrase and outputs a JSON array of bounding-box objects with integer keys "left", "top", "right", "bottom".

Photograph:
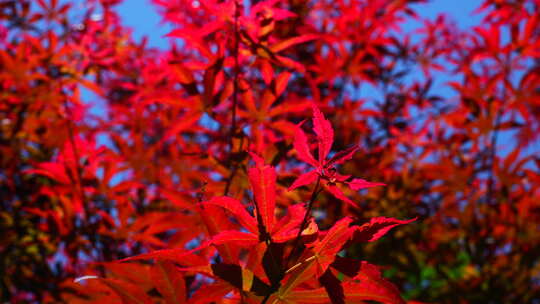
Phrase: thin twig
[
  {"left": 224, "top": 0, "right": 241, "bottom": 197},
  {"left": 486, "top": 105, "right": 504, "bottom": 205},
  {"left": 223, "top": 163, "right": 239, "bottom": 196},
  {"left": 261, "top": 178, "right": 321, "bottom": 304},
  {"left": 284, "top": 177, "right": 321, "bottom": 269},
  {"left": 486, "top": 54, "right": 509, "bottom": 206},
  {"left": 229, "top": 0, "right": 240, "bottom": 148},
  {"left": 261, "top": 293, "right": 272, "bottom": 304}
]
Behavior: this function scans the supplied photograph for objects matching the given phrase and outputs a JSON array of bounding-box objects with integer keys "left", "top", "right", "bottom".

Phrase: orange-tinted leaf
[
  {"left": 311, "top": 217, "right": 354, "bottom": 275},
  {"left": 260, "top": 60, "right": 273, "bottom": 85},
  {"left": 270, "top": 34, "right": 318, "bottom": 53},
  {"left": 278, "top": 255, "right": 317, "bottom": 298},
  {"left": 274, "top": 72, "right": 291, "bottom": 97},
  {"left": 161, "top": 111, "right": 201, "bottom": 143},
  {"left": 285, "top": 287, "right": 335, "bottom": 303},
  {"left": 343, "top": 261, "right": 405, "bottom": 304},
  {"left": 99, "top": 278, "right": 153, "bottom": 304},
  {"left": 187, "top": 282, "right": 232, "bottom": 304},
  {"left": 172, "top": 63, "right": 195, "bottom": 84},
  {"left": 151, "top": 261, "right": 186, "bottom": 304}
]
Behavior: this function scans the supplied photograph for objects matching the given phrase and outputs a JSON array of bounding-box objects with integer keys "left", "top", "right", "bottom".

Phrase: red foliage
[{"left": 1, "top": 0, "right": 539, "bottom": 303}]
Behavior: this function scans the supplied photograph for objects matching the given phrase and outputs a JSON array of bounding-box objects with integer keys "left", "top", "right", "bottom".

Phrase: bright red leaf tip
[
  {"left": 293, "top": 120, "right": 319, "bottom": 168},
  {"left": 311, "top": 103, "right": 334, "bottom": 162},
  {"left": 118, "top": 243, "right": 209, "bottom": 264},
  {"left": 288, "top": 170, "right": 318, "bottom": 191},
  {"left": 352, "top": 217, "right": 417, "bottom": 243},
  {"left": 347, "top": 178, "right": 386, "bottom": 190},
  {"left": 325, "top": 184, "right": 359, "bottom": 208},
  {"left": 151, "top": 261, "right": 186, "bottom": 304}
]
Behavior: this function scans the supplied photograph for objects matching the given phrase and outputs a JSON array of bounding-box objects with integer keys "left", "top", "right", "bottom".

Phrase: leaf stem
[
  {"left": 284, "top": 177, "right": 321, "bottom": 269},
  {"left": 486, "top": 53, "right": 508, "bottom": 206},
  {"left": 224, "top": 0, "right": 241, "bottom": 197},
  {"left": 229, "top": 0, "right": 240, "bottom": 148},
  {"left": 261, "top": 293, "right": 271, "bottom": 304},
  {"left": 261, "top": 177, "right": 321, "bottom": 304}
]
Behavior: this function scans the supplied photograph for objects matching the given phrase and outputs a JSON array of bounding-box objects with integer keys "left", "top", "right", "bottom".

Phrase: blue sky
[
  {"left": 116, "top": 0, "right": 483, "bottom": 48},
  {"left": 117, "top": 0, "right": 172, "bottom": 48}
]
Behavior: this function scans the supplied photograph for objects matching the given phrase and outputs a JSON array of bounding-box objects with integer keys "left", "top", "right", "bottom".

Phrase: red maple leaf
[{"left": 289, "top": 104, "right": 384, "bottom": 207}]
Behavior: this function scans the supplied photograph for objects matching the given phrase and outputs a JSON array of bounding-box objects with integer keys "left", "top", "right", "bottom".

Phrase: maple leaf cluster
[
  {"left": 84, "top": 105, "right": 414, "bottom": 304},
  {"left": 289, "top": 104, "right": 385, "bottom": 207}
]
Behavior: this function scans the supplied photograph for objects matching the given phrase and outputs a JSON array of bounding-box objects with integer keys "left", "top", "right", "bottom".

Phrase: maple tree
[{"left": 1, "top": 0, "right": 539, "bottom": 303}]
